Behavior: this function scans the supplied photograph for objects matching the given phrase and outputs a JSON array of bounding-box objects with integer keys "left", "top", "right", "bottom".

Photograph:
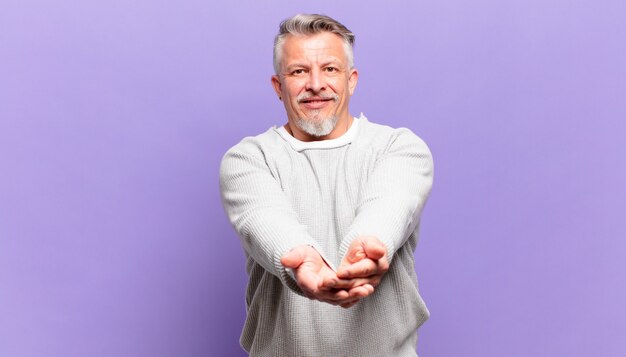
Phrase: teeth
[{"left": 301, "top": 98, "right": 329, "bottom": 103}]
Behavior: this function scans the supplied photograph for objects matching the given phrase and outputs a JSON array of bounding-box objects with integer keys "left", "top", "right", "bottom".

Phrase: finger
[
  {"left": 348, "top": 284, "right": 374, "bottom": 299},
  {"left": 310, "top": 284, "right": 352, "bottom": 300},
  {"left": 326, "top": 293, "right": 359, "bottom": 306},
  {"left": 362, "top": 283, "right": 375, "bottom": 294},
  {"left": 340, "top": 299, "right": 360, "bottom": 309},
  {"left": 320, "top": 276, "right": 339, "bottom": 291},
  {"left": 366, "top": 276, "right": 382, "bottom": 288},
  {"left": 344, "top": 241, "right": 367, "bottom": 264},
  {"left": 323, "top": 277, "right": 373, "bottom": 290},
  {"left": 348, "top": 286, "right": 369, "bottom": 299},
  {"left": 363, "top": 237, "right": 387, "bottom": 260},
  {"left": 280, "top": 249, "right": 304, "bottom": 269},
  {"left": 337, "top": 258, "right": 378, "bottom": 278},
  {"left": 314, "top": 289, "right": 351, "bottom": 304},
  {"left": 331, "top": 289, "right": 351, "bottom": 300}
]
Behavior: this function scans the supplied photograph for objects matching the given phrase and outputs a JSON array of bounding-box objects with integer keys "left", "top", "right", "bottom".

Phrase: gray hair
[{"left": 273, "top": 14, "right": 355, "bottom": 74}]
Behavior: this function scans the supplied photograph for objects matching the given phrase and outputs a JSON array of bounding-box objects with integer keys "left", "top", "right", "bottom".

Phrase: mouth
[{"left": 298, "top": 96, "right": 336, "bottom": 109}]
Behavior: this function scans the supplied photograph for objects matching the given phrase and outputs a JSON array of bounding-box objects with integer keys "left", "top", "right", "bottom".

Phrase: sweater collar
[{"left": 275, "top": 113, "right": 365, "bottom": 152}]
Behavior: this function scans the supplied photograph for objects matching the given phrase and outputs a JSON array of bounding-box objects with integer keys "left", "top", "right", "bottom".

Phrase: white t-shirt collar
[{"left": 275, "top": 113, "right": 365, "bottom": 152}]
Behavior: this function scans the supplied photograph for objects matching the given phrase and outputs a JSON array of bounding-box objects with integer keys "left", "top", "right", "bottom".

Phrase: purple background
[{"left": 1, "top": 0, "right": 625, "bottom": 356}]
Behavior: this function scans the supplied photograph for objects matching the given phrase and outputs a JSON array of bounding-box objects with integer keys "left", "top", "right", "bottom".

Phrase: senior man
[{"left": 220, "top": 14, "right": 434, "bottom": 357}]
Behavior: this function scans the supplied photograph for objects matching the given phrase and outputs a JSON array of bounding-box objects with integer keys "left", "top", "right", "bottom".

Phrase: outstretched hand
[
  {"left": 333, "top": 236, "right": 390, "bottom": 307},
  {"left": 281, "top": 245, "right": 374, "bottom": 308}
]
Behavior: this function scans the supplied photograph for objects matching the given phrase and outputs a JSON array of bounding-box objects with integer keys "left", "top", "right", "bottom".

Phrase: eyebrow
[
  {"left": 285, "top": 63, "right": 309, "bottom": 70},
  {"left": 285, "top": 60, "right": 344, "bottom": 71}
]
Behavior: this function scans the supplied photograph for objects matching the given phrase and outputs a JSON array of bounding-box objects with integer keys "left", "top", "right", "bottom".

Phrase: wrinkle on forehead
[{"left": 281, "top": 33, "right": 348, "bottom": 68}]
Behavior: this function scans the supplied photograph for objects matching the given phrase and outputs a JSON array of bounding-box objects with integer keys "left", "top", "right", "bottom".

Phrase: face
[{"left": 271, "top": 32, "right": 358, "bottom": 141}]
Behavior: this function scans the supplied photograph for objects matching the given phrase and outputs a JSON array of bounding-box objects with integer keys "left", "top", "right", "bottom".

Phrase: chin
[{"left": 295, "top": 115, "right": 338, "bottom": 137}]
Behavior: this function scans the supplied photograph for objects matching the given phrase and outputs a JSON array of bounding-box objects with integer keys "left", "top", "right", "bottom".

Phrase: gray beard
[{"left": 295, "top": 114, "right": 338, "bottom": 137}]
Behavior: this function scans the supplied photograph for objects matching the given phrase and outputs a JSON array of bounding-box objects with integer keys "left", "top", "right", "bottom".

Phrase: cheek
[
  {"left": 327, "top": 79, "right": 347, "bottom": 94},
  {"left": 285, "top": 80, "right": 305, "bottom": 97}
]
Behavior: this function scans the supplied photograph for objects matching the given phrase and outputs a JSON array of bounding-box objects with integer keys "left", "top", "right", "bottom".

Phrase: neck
[{"left": 285, "top": 115, "right": 354, "bottom": 142}]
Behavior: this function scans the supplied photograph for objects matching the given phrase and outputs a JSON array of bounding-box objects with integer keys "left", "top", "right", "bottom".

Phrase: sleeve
[
  {"left": 338, "top": 129, "right": 434, "bottom": 262},
  {"left": 219, "top": 139, "right": 324, "bottom": 294}
]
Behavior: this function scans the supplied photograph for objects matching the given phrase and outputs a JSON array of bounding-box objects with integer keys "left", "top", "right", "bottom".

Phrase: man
[{"left": 220, "top": 14, "right": 433, "bottom": 357}]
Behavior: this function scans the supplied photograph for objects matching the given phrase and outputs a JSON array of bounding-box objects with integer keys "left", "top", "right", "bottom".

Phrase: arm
[
  {"left": 220, "top": 139, "right": 375, "bottom": 305},
  {"left": 337, "top": 129, "right": 434, "bottom": 277},
  {"left": 219, "top": 140, "right": 323, "bottom": 294}
]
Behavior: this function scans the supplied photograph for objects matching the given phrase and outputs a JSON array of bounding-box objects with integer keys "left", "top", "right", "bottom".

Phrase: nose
[{"left": 305, "top": 68, "right": 325, "bottom": 93}]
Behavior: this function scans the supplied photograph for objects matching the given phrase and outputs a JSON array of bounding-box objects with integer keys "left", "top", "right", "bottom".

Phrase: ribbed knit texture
[{"left": 220, "top": 115, "right": 434, "bottom": 357}]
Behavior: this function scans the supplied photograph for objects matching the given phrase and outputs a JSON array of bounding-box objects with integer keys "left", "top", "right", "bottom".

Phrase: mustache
[{"left": 297, "top": 93, "right": 339, "bottom": 102}]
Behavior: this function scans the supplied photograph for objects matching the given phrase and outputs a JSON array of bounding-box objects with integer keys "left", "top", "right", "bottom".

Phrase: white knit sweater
[{"left": 220, "top": 115, "right": 434, "bottom": 357}]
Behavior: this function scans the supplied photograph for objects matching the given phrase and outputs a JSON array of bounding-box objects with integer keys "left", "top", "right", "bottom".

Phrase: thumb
[
  {"left": 344, "top": 242, "right": 367, "bottom": 264},
  {"left": 363, "top": 237, "right": 387, "bottom": 260},
  {"left": 281, "top": 248, "right": 304, "bottom": 268}
]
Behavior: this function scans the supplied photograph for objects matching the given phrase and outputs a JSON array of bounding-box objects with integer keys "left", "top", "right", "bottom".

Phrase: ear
[
  {"left": 271, "top": 75, "right": 283, "bottom": 99},
  {"left": 348, "top": 68, "right": 358, "bottom": 96}
]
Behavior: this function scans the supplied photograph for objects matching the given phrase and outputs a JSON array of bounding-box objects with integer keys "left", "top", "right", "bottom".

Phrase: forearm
[
  {"left": 339, "top": 129, "right": 434, "bottom": 261},
  {"left": 220, "top": 142, "right": 323, "bottom": 293}
]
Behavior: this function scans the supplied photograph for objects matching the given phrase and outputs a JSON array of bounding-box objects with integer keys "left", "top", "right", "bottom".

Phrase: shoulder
[
  {"left": 355, "top": 117, "right": 432, "bottom": 158},
  {"left": 220, "top": 127, "right": 298, "bottom": 183},
  {"left": 221, "top": 127, "right": 286, "bottom": 164}
]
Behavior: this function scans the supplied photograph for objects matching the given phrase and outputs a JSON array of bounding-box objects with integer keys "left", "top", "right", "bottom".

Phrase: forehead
[{"left": 281, "top": 32, "right": 347, "bottom": 64}]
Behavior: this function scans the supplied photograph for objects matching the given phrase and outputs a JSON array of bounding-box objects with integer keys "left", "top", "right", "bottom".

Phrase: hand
[
  {"left": 281, "top": 245, "right": 374, "bottom": 307},
  {"left": 333, "top": 236, "right": 390, "bottom": 307}
]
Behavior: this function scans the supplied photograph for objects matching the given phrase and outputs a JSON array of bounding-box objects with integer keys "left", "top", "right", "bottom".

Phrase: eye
[
  {"left": 324, "top": 67, "right": 338, "bottom": 73},
  {"left": 291, "top": 69, "right": 306, "bottom": 75}
]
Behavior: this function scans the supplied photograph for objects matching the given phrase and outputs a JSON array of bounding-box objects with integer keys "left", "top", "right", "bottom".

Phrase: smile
[{"left": 299, "top": 97, "right": 335, "bottom": 109}]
